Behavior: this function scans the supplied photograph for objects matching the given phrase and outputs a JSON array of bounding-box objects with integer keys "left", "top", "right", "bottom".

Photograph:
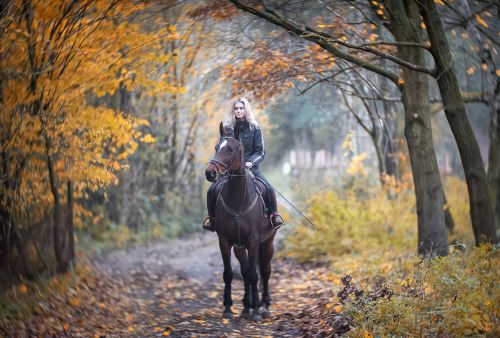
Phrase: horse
[{"left": 205, "top": 122, "right": 277, "bottom": 322}]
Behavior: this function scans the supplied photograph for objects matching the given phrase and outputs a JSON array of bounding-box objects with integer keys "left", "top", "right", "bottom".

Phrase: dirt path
[
  {"left": 3, "top": 232, "right": 338, "bottom": 337},
  {"left": 96, "top": 231, "right": 338, "bottom": 337}
]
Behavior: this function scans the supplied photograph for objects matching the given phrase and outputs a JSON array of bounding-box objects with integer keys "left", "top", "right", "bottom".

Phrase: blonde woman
[{"left": 203, "top": 97, "right": 285, "bottom": 231}]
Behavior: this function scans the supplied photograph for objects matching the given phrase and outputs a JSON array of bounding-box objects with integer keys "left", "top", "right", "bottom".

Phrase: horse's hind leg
[
  {"left": 260, "top": 234, "right": 276, "bottom": 319},
  {"left": 234, "top": 246, "right": 251, "bottom": 319},
  {"left": 219, "top": 238, "right": 233, "bottom": 318}
]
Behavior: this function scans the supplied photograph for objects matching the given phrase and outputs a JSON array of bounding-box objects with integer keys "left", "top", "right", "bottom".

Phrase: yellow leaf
[
  {"left": 19, "top": 284, "right": 28, "bottom": 294},
  {"left": 421, "top": 22, "right": 426, "bottom": 30},
  {"left": 140, "top": 134, "right": 156, "bottom": 143},
  {"left": 340, "top": 36, "right": 348, "bottom": 41},
  {"left": 398, "top": 79, "right": 405, "bottom": 87},
  {"left": 334, "top": 305, "right": 344, "bottom": 313},
  {"left": 162, "top": 332, "right": 171, "bottom": 336},
  {"left": 466, "top": 66, "right": 475, "bottom": 75},
  {"left": 70, "top": 297, "right": 80, "bottom": 306},
  {"left": 127, "top": 326, "right": 135, "bottom": 332},
  {"left": 98, "top": 302, "right": 106, "bottom": 309},
  {"left": 153, "top": 326, "right": 162, "bottom": 332},
  {"left": 376, "top": 9, "right": 384, "bottom": 15},
  {"left": 496, "top": 69, "right": 500, "bottom": 77},
  {"left": 475, "top": 15, "right": 489, "bottom": 28},
  {"left": 63, "top": 323, "right": 70, "bottom": 330},
  {"left": 369, "top": 34, "right": 377, "bottom": 41}
]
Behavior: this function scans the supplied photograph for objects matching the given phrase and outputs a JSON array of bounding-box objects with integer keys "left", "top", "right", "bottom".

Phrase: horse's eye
[{"left": 227, "top": 146, "right": 233, "bottom": 152}]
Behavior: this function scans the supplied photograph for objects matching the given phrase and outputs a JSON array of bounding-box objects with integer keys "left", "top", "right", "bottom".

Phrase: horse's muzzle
[{"left": 205, "top": 170, "right": 217, "bottom": 182}]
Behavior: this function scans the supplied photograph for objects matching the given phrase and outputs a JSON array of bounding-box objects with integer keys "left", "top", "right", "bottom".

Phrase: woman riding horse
[{"left": 203, "top": 97, "right": 285, "bottom": 231}]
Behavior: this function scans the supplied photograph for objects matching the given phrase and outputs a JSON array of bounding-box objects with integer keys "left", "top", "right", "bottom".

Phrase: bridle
[{"left": 208, "top": 136, "right": 243, "bottom": 177}]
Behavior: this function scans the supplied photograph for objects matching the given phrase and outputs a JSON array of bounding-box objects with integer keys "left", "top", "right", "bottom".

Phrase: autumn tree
[
  {"left": 222, "top": 0, "right": 445, "bottom": 255},
  {"left": 417, "top": 0, "right": 497, "bottom": 244},
  {"left": 0, "top": 0, "right": 175, "bottom": 277},
  {"left": 96, "top": 2, "right": 232, "bottom": 233},
  {"left": 227, "top": 0, "right": 498, "bottom": 253},
  {"left": 445, "top": 0, "right": 500, "bottom": 230}
]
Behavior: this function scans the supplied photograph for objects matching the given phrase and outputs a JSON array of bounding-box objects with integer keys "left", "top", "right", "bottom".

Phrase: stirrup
[
  {"left": 202, "top": 216, "right": 215, "bottom": 232},
  {"left": 270, "top": 213, "right": 285, "bottom": 229}
]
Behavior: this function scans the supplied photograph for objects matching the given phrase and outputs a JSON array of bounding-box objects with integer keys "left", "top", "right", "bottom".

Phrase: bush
[
  {"left": 284, "top": 189, "right": 417, "bottom": 262},
  {"left": 344, "top": 245, "right": 499, "bottom": 337}
]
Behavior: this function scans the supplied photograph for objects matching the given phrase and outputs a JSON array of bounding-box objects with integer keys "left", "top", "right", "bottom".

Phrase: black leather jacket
[{"left": 235, "top": 119, "right": 265, "bottom": 172}]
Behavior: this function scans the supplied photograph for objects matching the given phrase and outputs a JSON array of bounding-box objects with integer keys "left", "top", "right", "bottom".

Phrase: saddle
[{"left": 213, "top": 173, "right": 268, "bottom": 216}]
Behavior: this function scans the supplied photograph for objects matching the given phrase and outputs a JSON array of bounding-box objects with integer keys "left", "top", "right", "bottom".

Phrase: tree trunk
[
  {"left": 455, "top": 0, "right": 499, "bottom": 228},
  {"left": 488, "top": 107, "right": 500, "bottom": 230},
  {"left": 420, "top": 0, "right": 497, "bottom": 245},
  {"left": 388, "top": 0, "right": 448, "bottom": 256},
  {"left": 379, "top": 58, "right": 399, "bottom": 181},
  {"left": 443, "top": 191, "right": 455, "bottom": 234},
  {"left": 45, "top": 135, "right": 68, "bottom": 273},
  {"left": 67, "top": 180, "right": 75, "bottom": 265}
]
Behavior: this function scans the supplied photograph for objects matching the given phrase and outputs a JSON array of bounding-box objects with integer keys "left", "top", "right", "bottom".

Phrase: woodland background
[{"left": 0, "top": 0, "right": 499, "bottom": 336}]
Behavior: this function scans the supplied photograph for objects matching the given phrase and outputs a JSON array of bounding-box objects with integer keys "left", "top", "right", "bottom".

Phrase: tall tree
[
  {"left": 0, "top": 0, "right": 172, "bottom": 275},
  {"left": 229, "top": 0, "right": 448, "bottom": 255},
  {"left": 419, "top": 0, "right": 497, "bottom": 244}
]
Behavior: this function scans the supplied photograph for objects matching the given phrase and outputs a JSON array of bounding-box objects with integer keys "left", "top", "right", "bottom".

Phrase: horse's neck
[{"left": 224, "top": 169, "right": 250, "bottom": 210}]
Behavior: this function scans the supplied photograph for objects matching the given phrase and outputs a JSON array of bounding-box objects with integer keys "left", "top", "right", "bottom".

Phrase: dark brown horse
[{"left": 205, "top": 122, "right": 277, "bottom": 321}]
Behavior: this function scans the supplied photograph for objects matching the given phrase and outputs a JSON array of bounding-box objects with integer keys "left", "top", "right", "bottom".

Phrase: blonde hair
[{"left": 224, "top": 97, "right": 259, "bottom": 130}]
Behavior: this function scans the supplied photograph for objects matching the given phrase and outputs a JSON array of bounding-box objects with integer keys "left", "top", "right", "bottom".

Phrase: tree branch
[
  {"left": 304, "top": 25, "right": 436, "bottom": 76},
  {"left": 229, "top": 0, "right": 401, "bottom": 85}
]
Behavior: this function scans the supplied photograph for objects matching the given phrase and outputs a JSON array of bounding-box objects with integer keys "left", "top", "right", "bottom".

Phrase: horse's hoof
[
  {"left": 261, "top": 309, "right": 271, "bottom": 319},
  {"left": 223, "top": 311, "right": 233, "bottom": 319},
  {"left": 240, "top": 308, "right": 251, "bottom": 319},
  {"left": 252, "top": 311, "right": 262, "bottom": 322}
]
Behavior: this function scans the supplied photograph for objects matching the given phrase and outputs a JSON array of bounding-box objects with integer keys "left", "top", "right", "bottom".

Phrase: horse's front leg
[
  {"left": 247, "top": 241, "right": 262, "bottom": 322},
  {"left": 234, "top": 246, "right": 251, "bottom": 319},
  {"left": 259, "top": 235, "right": 275, "bottom": 319},
  {"left": 219, "top": 237, "right": 233, "bottom": 318}
]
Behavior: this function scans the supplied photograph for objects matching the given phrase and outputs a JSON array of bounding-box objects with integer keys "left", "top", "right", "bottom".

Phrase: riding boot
[
  {"left": 203, "top": 182, "right": 217, "bottom": 232},
  {"left": 266, "top": 186, "right": 285, "bottom": 229}
]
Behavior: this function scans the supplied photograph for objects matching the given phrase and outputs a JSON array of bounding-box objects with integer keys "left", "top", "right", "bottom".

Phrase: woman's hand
[{"left": 245, "top": 161, "right": 253, "bottom": 169}]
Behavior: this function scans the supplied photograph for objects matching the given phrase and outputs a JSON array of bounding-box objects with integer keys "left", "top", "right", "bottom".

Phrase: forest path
[
  {"left": 92, "top": 231, "right": 333, "bottom": 337},
  {"left": 2, "top": 231, "right": 338, "bottom": 337}
]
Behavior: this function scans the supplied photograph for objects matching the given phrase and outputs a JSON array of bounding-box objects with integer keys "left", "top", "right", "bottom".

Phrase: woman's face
[{"left": 234, "top": 102, "right": 246, "bottom": 119}]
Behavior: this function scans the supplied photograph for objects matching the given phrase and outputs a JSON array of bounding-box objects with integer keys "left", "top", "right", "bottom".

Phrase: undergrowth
[
  {"left": 284, "top": 174, "right": 497, "bottom": 336},
  {"left": 342, "top": 245, "right": 499, "bottom": 337}
]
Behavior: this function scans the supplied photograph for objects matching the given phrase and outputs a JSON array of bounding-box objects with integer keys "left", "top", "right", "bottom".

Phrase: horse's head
[{"left": 205, "top": 122, "right": 244, "bottom": 182}]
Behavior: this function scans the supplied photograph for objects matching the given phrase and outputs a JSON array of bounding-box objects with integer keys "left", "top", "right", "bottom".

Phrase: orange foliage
[{"left": 0, "top": 0, "right": 180, "bottom": 227}]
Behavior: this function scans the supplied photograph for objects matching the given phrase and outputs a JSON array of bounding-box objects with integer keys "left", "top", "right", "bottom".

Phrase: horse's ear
[
  {"left": 219, "top": 121, "right": 224, "bottom": 137},
  {"left": 234, "top": 123, "right": 240, "bottom": 141}
]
